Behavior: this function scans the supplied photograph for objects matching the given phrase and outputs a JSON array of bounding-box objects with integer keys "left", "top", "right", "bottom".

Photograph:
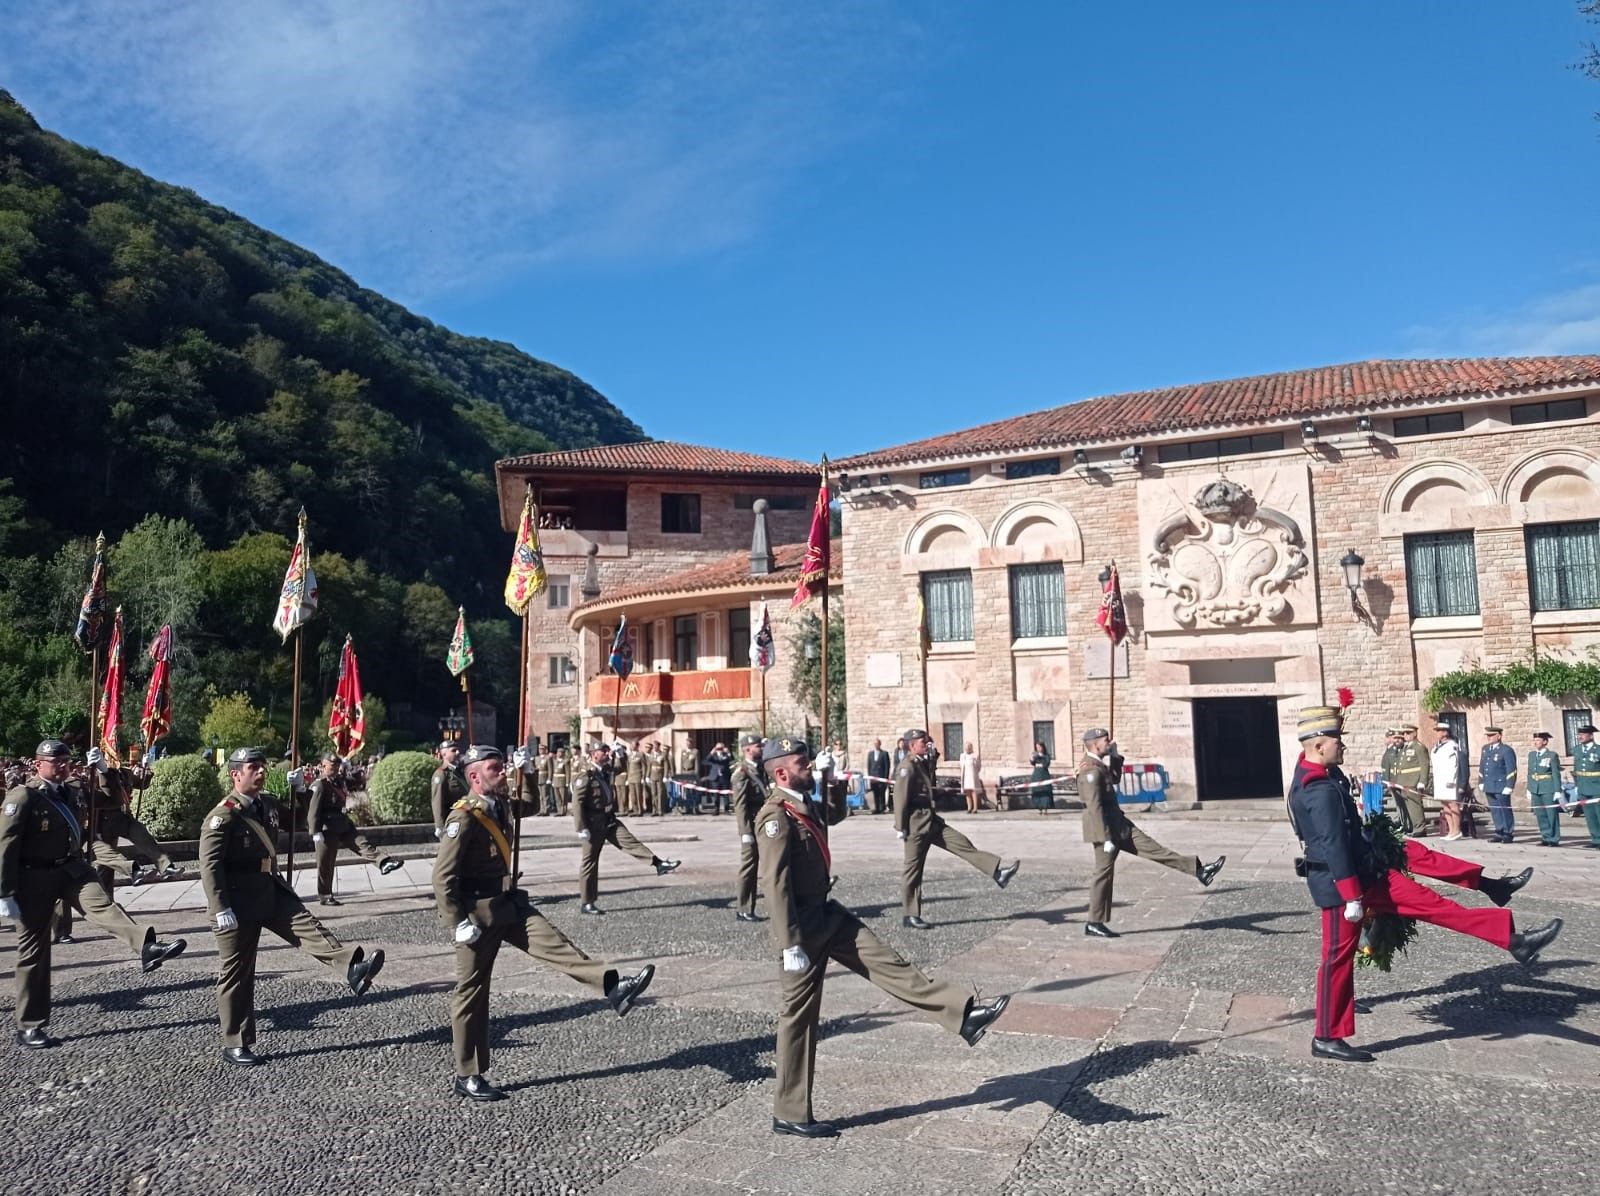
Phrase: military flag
[
  {"left": 140, "top": 624, "right": 174, "bottom": 756},
  {"left": 328, "top": 634, "right": 366, "bottom": 757},
  {"left": 503, "top": 489, "right": 547, "bottom": 615},
  {"left": 73, "top": 532, "right": 107, "bottom": 652},
  {"left": 446, "top": 606, "right": 475, "bottom": 687},
  {"left": 608, "top": 616, "right": 633, "bottom": 680},
  {"left": 752, "top": 601, "right": 775, "bottom": 671},
  {"left": 791, "top": 462, "right": 831, "bottom": 609},
  {"left": 1096, "top": 563, "right": 1128, "bottom": 645},
  {"left": 98, "top": 607, "right": 125, "bottom": 767},
  {"left": 272, "top": 509, "right": 319, "bottom": 642}
]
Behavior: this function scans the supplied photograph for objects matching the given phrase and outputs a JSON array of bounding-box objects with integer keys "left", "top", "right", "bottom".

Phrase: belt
[
  {"left": 1301, "top": 859, "right": 1329, "bottom": 872},
  {"left": 224, "top": 860, "right": 275, "bottom": 874},
  {"left": 462, "top": 880, "right": 509, "bottom": 900}
]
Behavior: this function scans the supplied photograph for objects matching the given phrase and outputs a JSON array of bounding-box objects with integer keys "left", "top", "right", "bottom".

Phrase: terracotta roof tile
[
  {"left": 571, "top": 542, "right": 839, "bottom": 617},
  {"left": 499, "top": 440, "right": 818, "bottom": 477},
  {"left": 836, "top": 356, "right": 1600, "bottom": 470}
]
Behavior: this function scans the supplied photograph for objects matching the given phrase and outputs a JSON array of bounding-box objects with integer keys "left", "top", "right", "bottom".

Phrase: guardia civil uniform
[
  {"left": 307, "top": 765, "right": 400, "bottom": 903},
  {"left": 1390, "top": 726, "right": 1432, "bottom": 835},
  {"left": 892, "top": 730, "right": 1017, "bottom": 927},
  {"left": 435, "top": 745, "right": 654, "bottom": 1100},
  {"left": 731, "top": 735, "right": 767, "bottom": 920},
  {"left": 1478, "top": 728, "right": 1518, "bottom": 843},
  {"left": 1527, "top": 734, "right": 1562, "bottom": 846},
  {"left": 1575, "top": 726, "right": 1600, "bottom": 847},
  {"left": 572, "top": 749, "right": 678, "bottom": 912},
  {"left": 755, "top": 735, "right": 1010, "bottom": 1137},
  {"left": 199, "top": 747, "right": 384, "bottom": 1066}
]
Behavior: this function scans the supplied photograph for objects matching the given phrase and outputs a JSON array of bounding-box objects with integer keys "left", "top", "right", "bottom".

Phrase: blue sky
[{"left": 5, "top": 1, "right": 1600, "bottom": 458}]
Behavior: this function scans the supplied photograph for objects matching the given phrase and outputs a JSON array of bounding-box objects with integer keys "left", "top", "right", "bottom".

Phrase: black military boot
[
  {"left": 222, "top": 1045, "right": 262, "bottom": 1067},
  {"left": 1312, "top": 1037, "right": 1373, "bottom": 1063},
  {"left": 608, "top": 965, "right": 656, "bottom": 1017},
  {"left": 959, "top": 994, "right": 1011, "bottom": 1046},
  {"left": 379, "top": 858, "right": 403, "bottom": 875},
  {"left": 347, "top": 947, "right": 385, "bottom": 996},
  {"left": 1198, "top": 856, "right": 1226, "bottom": 886},
  {"left": 1084, "top": 922, "right": 1119, "bottom": 939},
  {"left": 454, "top": 1074, "right": 506, "bottom": 1101},
  {"left": 903, "top": 916, "right": 933, "bottom": 930},
  {"left": 654, "top": 858, "right": 681, "bottom": 876},
  {"left": 140, "top": 933, "right": 187, "bottom": 974},
  {"left": 15, "top": 1026, "right": 58, "bottom": 1049},
  {"left": 1479, "top": 867, "right": 1533, "bottom": 907},
  {"left": 994, "top": 860, "right": 1021, "bottom": 889},
  {"left": 1510, "top": 918, "right": 1563, "bottom": 965},
  {"left": 773, "top": 1118, "right": 838, "bottom": 1138}
]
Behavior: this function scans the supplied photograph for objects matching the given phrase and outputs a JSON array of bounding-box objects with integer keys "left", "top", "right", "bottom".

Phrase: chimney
[
  {"left": 580, "top": 542, "right": 601, "bottom": 601},
  {"left": 750, "top": 499, "right": 775, "bottom": 576}
]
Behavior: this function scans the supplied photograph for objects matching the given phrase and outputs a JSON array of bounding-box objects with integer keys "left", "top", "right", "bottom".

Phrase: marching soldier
[
  {"left": 1479, "top": 726, "right": 1518, "bottom": 844},
  {"left": 1528, "top": 731, "right": 1563, "bottom": 847},
  {"left": 893, "top": 730, "right": 1019, "bottom": 929},
  {"left": 646, "top": 742, "right": 668, "bottom": 816},
  {"left": 678, "top": 739, "right": 701, "bottom": 815},
  {"left": 431, "top": 740, "right": 468, "bottom": 839},
  {"left": 534, "top": 746, "right": 554, "bottom": 816},
  {"left": 1390, "top": 724, "right": 1431, "bottom": 835},
  {"left": 551, "top": 746, "right": 571, "bottom": 817},
  {"left": 435, "top": 745, "right": 656, "bottom": 1101},
  {"left": 83, "top": 749, "right": 180, "bottom": 889},
  {"left": 1080, "top": 728, "right": 1224, "bottom": 938},
  {"left": 1, "top": 740, "right": 186, "bottom": 1048},
  {"left": 623, "top": 741, "right": 645, "bottom": 816},
  {"left": 732, "top": 733, "right": 767, "bottom": 922},
  {"left": 1575, "top": 723, "right": 1600, "bottom": 848},
  {"left": 199, "top": 747, "right": 385, "bottom": 1066},
  {"left": 307, "top": 753, "right": 402, "bottom": 906},
  {"left": 572, "top": 743, "right": 680, "bottom": 915},
  {"left": 756, "top": 735, "right": 1010, "bottom": 1137}
]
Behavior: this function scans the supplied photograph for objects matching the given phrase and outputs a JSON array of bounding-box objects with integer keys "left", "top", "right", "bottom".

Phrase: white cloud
[
  {"left": 1, "top": 0, "right": 931, "bottom": 300},
  {"left": 1399, "top": 280, "right": 1600, "bottom": 358}
]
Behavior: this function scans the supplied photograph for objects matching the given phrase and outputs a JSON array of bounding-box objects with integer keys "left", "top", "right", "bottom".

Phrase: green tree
[
  {"left": 199, "top": 689, "right": 281, "bottom": 756},
  {"left": 788, "top": 607, "right": 846, "bottom": 742},
  {"left": 111, "top": 514, "right": 206, "bottom": 644}
]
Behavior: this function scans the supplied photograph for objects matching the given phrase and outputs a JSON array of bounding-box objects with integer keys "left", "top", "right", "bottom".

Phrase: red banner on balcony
[{"left": 586, "top": 669, "right": 753, "bottom": 708}]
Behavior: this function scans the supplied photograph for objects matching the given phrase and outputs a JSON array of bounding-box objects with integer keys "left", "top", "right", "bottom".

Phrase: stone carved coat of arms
[{"left": 1147, "top": 479, "right": 1309, "bottom": 628}]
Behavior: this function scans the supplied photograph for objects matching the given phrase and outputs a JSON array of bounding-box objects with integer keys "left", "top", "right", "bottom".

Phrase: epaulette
[
  {"left": 451, "top": 796, "right": 487, "bottom": 812},
  {"left": 222, "top": 798, "right": 240, "bottom": 810}
]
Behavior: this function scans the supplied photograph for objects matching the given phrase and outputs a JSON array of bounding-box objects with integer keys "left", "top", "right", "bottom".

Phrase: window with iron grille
[
  {"left": 1005, "top": 457, "right": 1061, "bottom": 480},
  {"left": 1564, "top": 709, "right": 1595, "bottom": 757},
  {"left": 1392, "top": 411, "right": 1464, "bottom": 438},
  {"left": 921, "top": 569, "right": 974, "bottom": 642},
  {"left": 1404, "top": 532, "right": 1479, "bottom": 618},
  {"left": 1509, "top": 397, "right": 1588, "bottom": 426},
  {"left": 1009, "top": 562, "right": 1066, "bottom": 638},
  {"left": 942, "top": 722, "right": 964, "bottom": 761},
  {"left": 919, "top": 468, "right": 971, "bottom": 490},
  {"left": 1526, "top": 521, "right": 1600, "bottom": 612}
]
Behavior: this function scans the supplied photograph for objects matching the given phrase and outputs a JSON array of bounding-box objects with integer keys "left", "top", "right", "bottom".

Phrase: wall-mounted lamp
[
  {"left": 1301, "top": 419, "right": 1318, "bottom": 441},
  {"left": 1340, "top": 549, "right": 1365, "bottom": 596},
  {"left": 1073, "top": 449, "right": 1089, "bottom": 467},
  {"left": 879, "top": 473, "right": 891, "bottom": 487},
  {"left": 1120, "top": 445, "right": 1144, "bottom": 469},
  {"left": 838, "top": 473, "right": 851, "bottom": 492},
  {"left": 1356, "top": 415, "right": 1373, "bottom": 434}
]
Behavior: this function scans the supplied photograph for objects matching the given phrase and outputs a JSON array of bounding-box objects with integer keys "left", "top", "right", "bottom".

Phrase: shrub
[
  {"left": 140, "top": 754, "right": 227, "bottom": 839},
  {"left": 199, "top": 690, "right": 281, "bottom": 756},
  {"left": 366, "top": 751, "right": 437, "bottom": 824}
]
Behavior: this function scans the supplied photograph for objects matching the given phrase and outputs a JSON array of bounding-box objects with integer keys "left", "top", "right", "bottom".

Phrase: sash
[
  {"left": 46, "top": 791, "right": 83, "bottom": 847},
  {"left": 468, "top": 807, "right": 514, "bottom": 870},
  {"left": 780, "top": 799, "right": 832, "bottom": 872}
]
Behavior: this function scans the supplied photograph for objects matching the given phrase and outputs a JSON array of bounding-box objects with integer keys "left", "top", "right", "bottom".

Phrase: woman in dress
[
  {"left": 960, "top": 743, "right": 982, "bottom": 812},
  {"left": 1030, "top": 742, "right": 1053, "bottom": 814}
]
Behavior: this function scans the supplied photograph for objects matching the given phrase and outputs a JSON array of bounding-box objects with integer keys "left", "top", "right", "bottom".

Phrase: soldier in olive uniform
[
  {"left": 1390, "top": 724, "right": 1432, "bottom": 835},
  {"left": 1574, "top": 723, "right": 1600, "bottom": 848},
  {"left": 646, "top": 742, "right": 668, "bottom": 816},
  {"left": 435, "top": 745, "right": 656, "bottom": 1101},
  {"left": 199, "top": 747, "right": 386, "bottom": 1066},
  {"left": 431, "top": 741, "right": 468, "bottom": 839},
  {"left": 534, "top": 747, "right": 554, "bottom": 816},
  {"left": 756, "top": 735, "right": 1010, "bottom": 1138},
  {"left": 1479, "top": 726, "right": 1518, "bottom": 844},
  {"left": 85, "top": 750, "right": 179, "bottom": 888},
  {"left": 551, "top": 747, "right": 571, "bottom": 817},
  {"left": 1379, "top": 728, "right": 1402, "bottom": 809},
  {"left": 573, "top": 743, "right": 680, "bottom": 914},
  {"left": 308, "top": 753, "right": 402, "bottom": 905},
  {"left": 893, "top": 730, "right": 1018, "bottom": 929},
  {"left": 677, "top": 741, "right": 701, "bottom": 814},
  {"left": 622, "top": 742, "right": 645, "bottom": 816},
  {"left": 732, "top": 733, "right": 768, "bottom": 922},
  {"left": 1, "top": 741, "right": 186, "bottom": 1048},
  {"left": 1528, "top": 731, "right": 1563, "bottom": 847},
  {"left": 1080, "top": 728, "right": 1225, "bottom": 938}
]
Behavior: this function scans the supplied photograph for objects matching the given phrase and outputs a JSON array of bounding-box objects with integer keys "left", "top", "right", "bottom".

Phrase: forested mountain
[{"left": 0, "top": 90, "right": 643, "bottom": 754}]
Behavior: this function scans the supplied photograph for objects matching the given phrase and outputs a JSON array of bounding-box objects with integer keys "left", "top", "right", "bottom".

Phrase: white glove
[
  {"left": 896, "top": 830, "right": 906, "bottom": 841},
  {"left": 312, "top": 832, "right": 325, "bottom": 845},
  {"left": 1103, "top": 840, "right": 1116, "bottom": 854},
  {"left": 434, "top": 826, "right": 443, "bottom": 840},
  {"left": 1343, "top": 900, "right": 1363, "bottom": 923},
  {"left": 215, "top": 908, "right": 239, "bottom": 933},
  {"left": 1502, "top": 788, "right": 1513, "bottom": 796},
  {"left": 512, "top": 748, "right": 529, "bottom": 771},
  {"left": 579, "top": 829, "right": 590, "bottom": 841},
  {"left": 286, "top": 767, "right": 305, "bottom": 792},
  {"left": 740, "top": 833, "right": 755, "bottom": 845},
  {"left": 454, "top": 918, "right": 481, "bottom": 945},
  {"left": 86, "top": 747, "right": 104, "bottom": 767},
  {"left": 0, "top": 896, "right": 21, "bottom": 921},
  {"left": 782, "top": 945, "right": 811, "bottom": 973}
]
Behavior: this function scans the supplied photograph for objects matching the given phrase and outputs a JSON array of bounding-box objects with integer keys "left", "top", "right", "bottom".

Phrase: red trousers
[
  {"left": 1314, "top": 868, "right": 1513, "bottom": 1040},
  {"left": 1403, "top": 839, "right": 1482, "bottom": 889}
]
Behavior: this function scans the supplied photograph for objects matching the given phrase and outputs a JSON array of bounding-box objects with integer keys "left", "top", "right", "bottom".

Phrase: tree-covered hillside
[{"left": 0, "top": 90, "right": 642, "bottom": 754}]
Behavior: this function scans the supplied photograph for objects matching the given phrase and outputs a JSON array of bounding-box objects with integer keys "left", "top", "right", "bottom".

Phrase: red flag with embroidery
[
  {"left": 1096, "top": 563, "right": 1128, "bottom": 645},
  {"left": 98, "top": 606, "right": 126, "bottom": 767},
  {"left": 328, "top": 634, "right": 366, "bottom": 757},
  {"left": 140, "top": 624, "right": 174, "bottom": 756},
  {"left": 791, "top": 461, "right": 831, "bottom": 609}
]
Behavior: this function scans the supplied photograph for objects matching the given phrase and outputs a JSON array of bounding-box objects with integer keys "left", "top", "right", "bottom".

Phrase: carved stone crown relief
[{"left": 1147, "top": 479, "right": 1309, "bottom": 628}]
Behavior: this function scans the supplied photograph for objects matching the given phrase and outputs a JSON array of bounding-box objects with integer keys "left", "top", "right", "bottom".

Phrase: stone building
[
  {"left": 494, "top": 442, "right": 819, "bottom": 751},
  {"left": 834, "top": 356, "right": 1600, "bottom": 802}
]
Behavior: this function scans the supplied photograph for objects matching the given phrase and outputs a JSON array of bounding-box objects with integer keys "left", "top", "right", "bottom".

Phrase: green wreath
[{"left": 1356, "top": 812, "right": 1418, "bottom": 972}]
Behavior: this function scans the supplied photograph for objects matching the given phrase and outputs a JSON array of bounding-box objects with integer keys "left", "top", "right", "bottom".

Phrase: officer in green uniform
[
  {"left": 622, "top": 742, "right": 645, "bottom": 816},
  {"left": 308, "top": 753, "right": 401, "bottom": 905},
  {"left": 435, "top": 745, "right": 656, "bottom": 1101},
  {"left": 84, "top": 750, "right": 179, "bottom": 888},
  {"left": 1379, "top": 728, "right": 1402, "bottom": 817},
  {"left": 1390, "top": 724, "right": 1432, "bottom": 835},
  {"left": 199, "top": 747, "right": 385, "bottom": 1067},
  {"left": 431, "top": 740, "right": 468, "bottom": 839},
  {"left": 732, "top": 733, "right": 768, "bottom": 922},
  {"left": 1527, "top": 731, "right": 1563, "bottom": 847},
  {"left": 756, "top": 735, "right": 1010, "bottom": 1138},
  {"left": 551, "top": 747, "right": 571, "bottom": 817},
  {"left": 646, "top": 742, "right": 668, "bottom": 816},
  {"left": 893, "top": 730, "right": 1018, "bottom": 929},
  {"left": 1, "top": 740, "right": 185, "bottom": 1048},
  {"left": 1574, "top": 723, "right": 1600, "bottom": 848},
  {"left": 534, "top": 746, "right": 554, "bottom": 816},
  {"left": 572, "top": 743, "right": 680, "bottom": 915}
]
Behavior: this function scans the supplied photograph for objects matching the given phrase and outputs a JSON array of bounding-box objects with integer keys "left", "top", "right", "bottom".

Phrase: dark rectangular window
[
  {"left": 733, "top": 494, "right": 808, "bottom": 510},
  {"left": 1564, "top": 709, "right": 1595, "bottom": 757},
  {"left": 1527, "top": 521, "right": 1600, "bottom": 612},
  {"left": 546, "top": 576, "right": 570, "bottom": 610},
  {"left": 1392, "top": 411, "right": 1465, "bottom": 438},
  {"left": 1405, "top": 532, "right": 1480, "bottom": 618},
  {"left": 1031, "top": 721, "right": 1056, "bottom": 761},
  {"left": 573, "top": 489, "right": 627, "bottom": 531},
  {"left": 942, "top": 722, "right": 964, "bottom": 762},
  {"left": 1155, "top": 432, "right": 1284, "bottom": 464},
  {"left": 727, "top": 607, "right": 751, "bottom": 668},
  {"left": 919, "top": 468, "right": 971, "bottom": 490},
  {"left": 1509, "top": 397, "right": 1588, "bottom": 426},
  {"left": 1005, "top": 457, "right": 1061, "bottom": 480},
  {"left": 1009, "top": 563, "right": 1066, "bottom": 638},
  {"left": 921, "top": 569, "right": 974, "bottom": 642},
  {"left": 673, "top": 615, "right": 698, "bottom": 670},
  {"left": 547, "top": 655, "right": 574, "bottom": 686},
  {"left": 661, "top": 493, "right": 701, "bottom": 533}
]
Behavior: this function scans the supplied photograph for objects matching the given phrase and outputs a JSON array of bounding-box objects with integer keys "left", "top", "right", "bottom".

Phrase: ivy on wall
[{"left": 1423, "top": 649, "right": 1600, "bottom": 711}]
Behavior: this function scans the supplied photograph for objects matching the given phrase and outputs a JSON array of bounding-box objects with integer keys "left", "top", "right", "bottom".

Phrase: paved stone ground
[{"left": 4, "top": 812, "right": 1599, "bottom": 1195}]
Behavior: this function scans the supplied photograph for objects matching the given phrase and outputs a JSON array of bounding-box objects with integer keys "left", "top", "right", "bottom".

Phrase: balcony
[{"left": 586, "top": 668, "right": 753, "bottom": 711}]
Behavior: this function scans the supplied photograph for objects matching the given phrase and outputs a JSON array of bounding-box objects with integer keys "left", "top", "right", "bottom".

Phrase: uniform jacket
[
  {"left": 646, "top": 751, "right": 666, "bottom": 781},
  {"left": 1431, "top": 739, "right": 1463, "bottom": 801},
  {"left": 755, "top": 782, "right": 848, "bottom": 954},
  {"left": 1078, "top": 755, "right": 1131, "bottom": 843},
  {"left": 893, "top": 755, "right": 939, "bottom": 837},
  {"left": 431, "top": 764, "right": 468, "bottom": 828},
  {"left": 1392, "top": 741, "right": 1431, "bottom": 790},
  {"left": 733, "top": 757, "right": 767, "bottom": 836},
  {"left": 624, "top": 750, "right": 644, "bottom": 782},
  {"left": 306, "top": 776, "right": 353, "bottom": 833},
  {"left": 866, "top": 748, "right": 891, "bottom": 780},
  {"left": 198, "top": 790, "right": 292, "bottom": 919},
  {"left": 1380, "top": 744, "right": 1401, "bottom": 781},
  {"left": 679, "top": 748, "right": 700, "bottom": 778},
  {"left": 1478, "top": 743, "right": 1517, "bottom": 794},
  {"left": 433, "top": 793, "right": 517, "bottom": 927},
  {"left": 0, "top": 779, "right": 91, "bottom": 898},
  {"left": 571, "top": 765, "right": 617, "bottom": 836},
  {"left": 1527, "top": 748, "right": 1561, "bottom": 798},
  {"left": 1287, "top": 758, "right": 1368, "bottom": 910},
  {"left": 1574, "top": 740, "right": 1600, "bottom": 796},
  {"left": 552, "top": 753, "right": 570, "bottom": 786},
  {"left": 535, "top": 754, "right": 553, "bottom": 785}
]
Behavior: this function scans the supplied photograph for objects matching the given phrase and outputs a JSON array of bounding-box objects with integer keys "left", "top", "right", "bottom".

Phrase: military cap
[
  {"left": 1400, "top": 724, "right": 1418, "bottom": 733},
  {"left": 1579, "top": 723, "right": 1598, "bottom": 734},
  {"left": 35, "top": 739, "right": 70, "bottom": 759},
  {"left": 227, "top": 746, "right": 267, "bottom": 768},
  {"left": 321, "top": 751, "right": 341, "bottom": 764},
  {"left": 1434, "top": 721, "right": 1453, "bottom": 732},
  {"left": 760, "top": 735, "right": 812, "bottom": 765},
  {"left": 460, "top": 744, "right": 503, "bottom": 767},
  {"left": 587, "top": 741, "right": 611, "bottom": 754},
  {"left": 1383, "top": 727, "right": 1401, "bottom": 736},
  {"left": 438, "top": 739, "right": 460, "bottom": 752},
  {"left": 1484, "top": 726, "right": 1503, "bottom": 734},
  {"left": 1081, "top": 727, "right": 1111, "bottom": 743},
  {"left": 903, "top": 728, "right": 930, "bottom": 742},
  {"left": 1296, "top": 705, "right": 1344, "bottom": 742},
  {"left": 1532, "top": 731, "right": 1552, "bottom": 740},
  {"left": 739, "top": 733, "right": 763, "bottom": 748}
]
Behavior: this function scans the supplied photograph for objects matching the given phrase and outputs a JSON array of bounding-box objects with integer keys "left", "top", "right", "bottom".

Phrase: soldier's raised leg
[
  {"left": 509, "top": 901, "right": 617, "bottom": 993},
  {"left": 118, "top": 815, "right": 176, "bottom": 873},
  {"left": 928, "top": 822, "right": 1001, "bottom": 880},
  {"left": 828, "top": 913, "right": 969, "bottom": 1032},
  {"left": 70, "top": 868, "right": 158, "bottom": 955},
  {"left": 260, "top": 891, "right": 362, "bottom": 974},
  {"left": 1123, "top": 825, "right": 1201, "bottom": 877},
  {"left": 609, "top": 821, "right": 663, "bottom": 866}
]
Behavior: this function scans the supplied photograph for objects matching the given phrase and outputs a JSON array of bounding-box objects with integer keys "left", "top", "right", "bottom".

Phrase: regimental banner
[
  {"left": 328, "top": 634, "right": 366, "bottom": 757},
  {"left": 98, "top": 607, "right": 125, "bottom": 767},
  {"left": 140, "top": 624, "right": 174, "bottom": 757},
  {"left": 446, "top": 606, "right": 475, "bottom": 680},
  {"left": 1096, "top": 562, "right": 1128, "bottom": 645},
  {"left": 752, "top": 601, "right": 775, "bottom": 671},
  {"left": 608, "top": 615, "right": 634, "bottom": 680},
  {"left": 792, "top": 462, "right": 830, "bottom": 609},
  {"left": 503, "top": 490, "right": 547, "bottom": 615},
  {"left": 74, "top": 532, "right": 107, "bottom": 653},
  {"left": 272, "top": 509, "right": 319, "bottom": 642}
]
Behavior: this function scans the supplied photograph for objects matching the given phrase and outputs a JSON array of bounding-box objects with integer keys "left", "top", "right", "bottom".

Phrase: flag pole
[
  {"left": 819, "top": 457, "right": 830, "bottom": 749},
  {"left": 760, "top": 667, "right": 767, "bottom": 737},
  {"left": 87, "top": 641, "right": 102, "bottom": 845},
  {"left": 920, "top": 638, "right": 931, "bottom": 740},
  {"left": 1107, "top": 560, "right": 1117, "bottom": 738},
  {"left": 463, "top": 671, "right": 476, "bottom": 743},
  {"left": 286, "top": 627, "right": 301, "bottom": 886},
  {"left": 513, "top": 610, "right": 529, "bottom": 879}
]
